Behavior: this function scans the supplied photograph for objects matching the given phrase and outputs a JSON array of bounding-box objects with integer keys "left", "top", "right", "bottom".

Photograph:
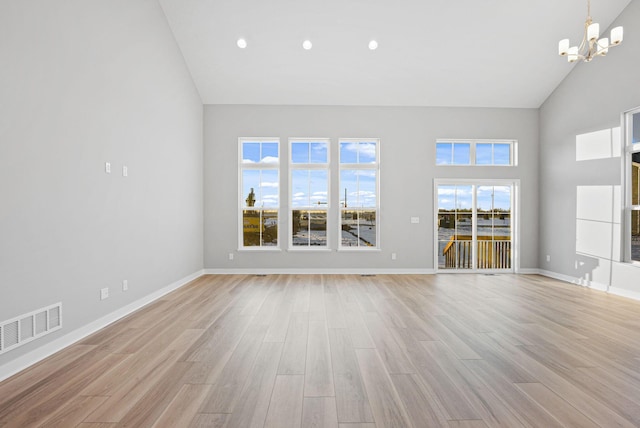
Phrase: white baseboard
[
  {"left": 0, "top": 270, "right": 205, "bottom": 383},
  {"left": 608, "top": 286, "right": 640, "bottom": 302},
  {"left": 204, "top": 268, "right": 436, "bottom": 275},
  {"left": 538, "top": 269, "right": 640, "bottom": 302},
  {"left": 537, "top": 269, "right": 609, "bottom": 292}
]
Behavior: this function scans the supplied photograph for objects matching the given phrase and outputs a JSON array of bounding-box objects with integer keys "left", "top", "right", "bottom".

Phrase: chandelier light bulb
[
  {"left": 597, "top": 38, "right": 609, "bottom": 55},
  {"left": 368, "top": 40, "right": 378, "bottom": 50},
  {"left": 568, "top": 46, "right": 579, "bottom": 63},
  {"left": 237, "top": 38, "right": 247, "bottom": 49},
  {"left": 611, "top": 26, "right": 623, "bottom": 44},
  {"left": 558, "top": 39, "right": 570, "bottom": 56},
  {"left": 303, "top": 40, "right": 312, "bottom": 50},
  {"left": 587, "top": 23, "right": 599, "bottom": 41}
]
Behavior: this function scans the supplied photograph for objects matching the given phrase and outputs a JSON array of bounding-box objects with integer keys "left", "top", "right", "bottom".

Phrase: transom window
[
  {"left": 436, "top": 140, "right": 516, "bottom": 166},
  {"left": 239, "top": 139, "right": 279, "bottom": 248},
  {"left": 290, "top": 139, "right": 329, "bottom": 248},
  {"left": 339, "top": 139, "right": 379, "bottom": 249}
]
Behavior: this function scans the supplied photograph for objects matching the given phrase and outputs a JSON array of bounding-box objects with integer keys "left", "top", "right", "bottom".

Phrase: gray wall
[
  {"left": 539, "top": 0, "right": 640, "bottom": 295},
  {"left": 204, "top": 105, "right": 539, "bottom": 271},
  {"left": 0, "top": 0, "right": 203, "bottom": 367}
]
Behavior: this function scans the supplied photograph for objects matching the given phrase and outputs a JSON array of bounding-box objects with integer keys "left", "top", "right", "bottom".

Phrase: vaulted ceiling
[{"left": 158, "top": 0, "right": 632, "bottom": 108}]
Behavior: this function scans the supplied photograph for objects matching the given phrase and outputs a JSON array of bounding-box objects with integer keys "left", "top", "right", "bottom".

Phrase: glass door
[
  {"left": 436, "top": 182, "right": 514, "bottom": 271},
  {"left": 437, "top": 185, "right": 474, "bottom": 270},
  {"left": 477, "top": 185, "right": 512, "bottom": 269}
]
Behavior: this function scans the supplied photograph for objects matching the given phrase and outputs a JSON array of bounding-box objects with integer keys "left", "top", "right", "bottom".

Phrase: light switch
[{"left": 123, "top": 166, "right": 128, "bottom": 177}]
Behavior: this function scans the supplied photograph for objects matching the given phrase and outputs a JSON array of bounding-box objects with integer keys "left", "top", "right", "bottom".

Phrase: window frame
[
  {"left": 436, "top": 139, "right": 517, "bottom": 166},
  {"left": 288, "top": 138, "right": 331, "bottom": 251},
  {"left": 623, "top": 107, "right": 640, "bottom": 264},
  {"left": 238, "top": 138, "right": 281, "bottom": 251},
  {"left": 338, "top": 138, "right": 381, "bottom": 250}
]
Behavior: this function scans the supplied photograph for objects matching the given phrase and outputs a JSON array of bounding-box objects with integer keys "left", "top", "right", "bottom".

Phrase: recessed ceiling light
[
  {"left": 303, "top": 40, "right": 312, "bottom": 50},
  {"left": 237, "top": 38, "right": 247, "bottom": 49},
  {"left": 369, "top": 40, "right": 378, "bottom": 50}
]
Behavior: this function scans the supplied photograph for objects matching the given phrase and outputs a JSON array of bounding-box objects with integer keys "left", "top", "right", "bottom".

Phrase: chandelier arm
[{"left": 577, "top": 17, "right": 591, "bottom": 53}]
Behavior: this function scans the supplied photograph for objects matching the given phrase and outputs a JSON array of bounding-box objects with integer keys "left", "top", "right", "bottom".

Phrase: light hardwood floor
[{"left": 1, "top": 274, "right": 640, "bottom": 427}]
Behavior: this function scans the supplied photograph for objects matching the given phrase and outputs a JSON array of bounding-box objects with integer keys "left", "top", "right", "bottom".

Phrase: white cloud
[
  {"left": 438, "top": 187, "right": 472, "bottom": 197},
  {"left": 342, "top": 142, "right": 359, "bottom": 153},
  {"left": 261, "top": 156, "right": 279, "bottom": 164},
  {"left": 312, "top": 143, "right": 328, "bottom": 153},
  {"left": 358, "top": 142, "right": 377, "bottom": 159},
  {"left": 261, "top": 181, "right": 279, "bottom": 188}
]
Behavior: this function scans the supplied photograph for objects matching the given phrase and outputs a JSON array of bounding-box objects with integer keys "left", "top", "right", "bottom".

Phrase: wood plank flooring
[{"left": 2, "top": 274, "right": 640, "bottom": 427}]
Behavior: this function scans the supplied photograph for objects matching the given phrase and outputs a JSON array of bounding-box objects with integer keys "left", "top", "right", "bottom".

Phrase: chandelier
[{"left": 558, "top": 0, "right": 623, "bottom": 63}]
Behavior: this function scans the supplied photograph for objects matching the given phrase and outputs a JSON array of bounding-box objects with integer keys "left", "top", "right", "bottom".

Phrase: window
[
  {"left": 475, "top": 142, "right": 512, "bottom": 165},
  {"left": 239, "top": 139, "right": 279, "bottom": 248},
  {"left": 339, "top": 139, "right": 379, "bottom": 248},
  {"left": 624, "top": 108, "right": 640, "bottom": 262},
  {"left": 436, "top": 140, "right": 515, "bottom": 166},
  {"left": 290, "top": 139, "right": 329, "bottom": 248}
]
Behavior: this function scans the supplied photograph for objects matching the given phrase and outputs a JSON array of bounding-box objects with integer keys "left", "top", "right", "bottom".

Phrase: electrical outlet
[
  {"left": 410, "top": 217, "right": 420, "bottom": 224},
  {"left": 391, "top": 252, "right": 397, "bottom": 260},
  {"left": 122, "top": 280, "right": 128, "bottom": 291},
  {"left": 105, "top": 162, "right": 111, "bottom": 174},
  {"left": 546, "top": 255, "right": 551, "bottom": 262},
  {"left": 100, "top": 287, "right": 109, "bottom": 300},
  {"left": 229, "top": 253, "right": 234, "bottom": 261}
]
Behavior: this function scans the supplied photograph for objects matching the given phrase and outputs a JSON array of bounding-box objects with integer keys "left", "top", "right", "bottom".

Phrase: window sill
[
  {"left": 238, "top": 247, "right": 282, "bottom": 252},
  {"left": 337, "top": 248, "right": 382, "bottom": 252},
  {"left": 287, "top": 248, "right": 332, "bottom": 252}
]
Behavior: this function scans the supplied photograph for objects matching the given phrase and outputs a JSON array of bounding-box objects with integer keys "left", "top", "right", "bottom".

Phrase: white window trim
[
  {"left": 622, "top": 107, "right": 640, "bottom": 265},
  {"left": 436, "top": 139, "right": 518, "bottom": 166},
  {"left": 433, "top": 178, "right": 520, "bottom": 273},
  {"left": 338, "top": 138, "right": 381, "bottom": 250},
  {"left": 288, "top": 138, "right": 331, "bottom": 250},
  {"left": 238, "top": 137, "right": 281, "bottom": 251}
]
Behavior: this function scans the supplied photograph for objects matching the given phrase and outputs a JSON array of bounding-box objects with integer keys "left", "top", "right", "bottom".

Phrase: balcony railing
[{"left": 443, "top": 235, "right": 511, "bottom": 269}]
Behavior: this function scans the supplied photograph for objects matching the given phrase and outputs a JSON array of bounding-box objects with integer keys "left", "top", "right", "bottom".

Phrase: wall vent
[{"left": 0, "top": 303, "right": 62, "bottom": 355}]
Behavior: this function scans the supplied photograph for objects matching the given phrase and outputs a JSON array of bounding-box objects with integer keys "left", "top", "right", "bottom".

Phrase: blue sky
[
  {"left": 291, "top": 170, "right": 328, "bottom": 208},
  {"left": 242, "top": 169, "right": 279, "bottom": 208},
  {"left": 291, "top": 141, "right": 328, "bottom": 164},
  {"left": 242, "top": 141, "right": 279, "bottom": 164}
]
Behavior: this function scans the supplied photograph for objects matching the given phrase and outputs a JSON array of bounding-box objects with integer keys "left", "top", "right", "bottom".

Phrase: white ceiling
[{"left": 158, "top": 0, "right": 632, "bottom": 108}]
